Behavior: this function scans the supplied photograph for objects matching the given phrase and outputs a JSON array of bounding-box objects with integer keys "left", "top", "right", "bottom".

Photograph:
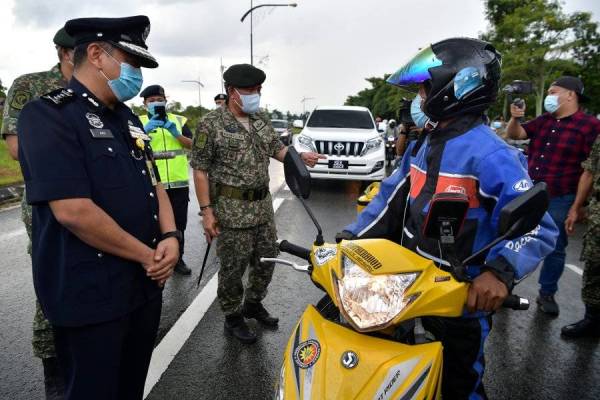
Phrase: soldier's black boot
[
  {"left": 42, "top": 356, "right": 66, "bottom": 400},
  {"left": 224, "top": 314, "right": 257, "bottom": 344},
  {"left": 242, "top": 302, "right": 279, "bottom": 328},
  {"left": 561, "top": 305, "right": 600, "bottom": 338},
  {"left": 174, "top": 259, "right": 192, "bottom": 275}
]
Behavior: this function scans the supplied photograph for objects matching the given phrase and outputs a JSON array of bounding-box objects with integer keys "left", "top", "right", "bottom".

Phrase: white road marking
[
  {"left": 144, "top": 196, "right": 286, "bottom": 398},
  {"left": 566, "top": 263, "right": 583, "bottom": 276},
  {"left": 0, "top": 203, "right": 22, "bottom": 213},
  {"left": 144, "top": 273, "right": 218, "bottom": 398},
  {"left": 0, "top": 227, "right": 26, "bottom": 241}
]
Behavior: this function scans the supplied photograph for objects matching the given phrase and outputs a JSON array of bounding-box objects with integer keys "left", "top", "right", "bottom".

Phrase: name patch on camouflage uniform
[
  {"left": 10, "top": 90, "right": 31, "bottom": 110},
  {"left": 223, "top": 131, "right": 245, "bottom": 141},
  {"left": 225, "top": 124, "right": 239, "bottom": 133}
]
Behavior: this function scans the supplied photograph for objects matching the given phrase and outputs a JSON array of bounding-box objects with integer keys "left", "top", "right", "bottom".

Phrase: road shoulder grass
[{"left": 0, "top": 140, "right": 23, "bottom": 186}]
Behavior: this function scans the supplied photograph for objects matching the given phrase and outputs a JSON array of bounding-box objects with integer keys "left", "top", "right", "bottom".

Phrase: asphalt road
[{"left": 1, "top": 162, "right": 598, "bottom": 400}]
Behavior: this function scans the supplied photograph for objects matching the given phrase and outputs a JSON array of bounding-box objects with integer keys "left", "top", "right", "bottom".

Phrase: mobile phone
[
  {"left": 155, "top": 105, "right": 167, "bottom": 121},
  {"left": 422, "top": 192, "right": 470, "bottom": 242}
]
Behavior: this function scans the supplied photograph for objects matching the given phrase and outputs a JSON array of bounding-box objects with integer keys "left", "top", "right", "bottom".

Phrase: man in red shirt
[{"left": 507, "top": 76, "right": 599, "bottom": 316}]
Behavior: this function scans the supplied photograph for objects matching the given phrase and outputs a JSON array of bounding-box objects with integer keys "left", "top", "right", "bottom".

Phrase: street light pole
[
  {"left": 182, "top": 80, "right": 204, "bottom": 116},
  {"left": 240, "top": 2, "right": 297, "bottom": 66}
]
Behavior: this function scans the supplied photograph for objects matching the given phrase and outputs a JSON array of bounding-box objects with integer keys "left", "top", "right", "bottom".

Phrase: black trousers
[
  {"left": 422, "top": 315, "right": 492, "bottom": 400},
  {"left": 166, "top": 186, "right": 189, "bottom": 260},
  {"left": 53, "top": 296, "right": 162, "bottom": 400}
]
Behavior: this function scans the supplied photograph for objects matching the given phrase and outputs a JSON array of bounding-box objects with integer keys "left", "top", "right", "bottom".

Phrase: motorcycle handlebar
[
  {"left": 502, "top": 294, "right": 529, "bottom": 310},
  {"left": 278, "top": 240, "right": 311, "bottom": 261}
]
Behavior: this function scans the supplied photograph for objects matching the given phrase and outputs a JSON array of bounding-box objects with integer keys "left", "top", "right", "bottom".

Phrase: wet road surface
[{"left": 1, "top": 163, "right": 598, "bottom": 400}]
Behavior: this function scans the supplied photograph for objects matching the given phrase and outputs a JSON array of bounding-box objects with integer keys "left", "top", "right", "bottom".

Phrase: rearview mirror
[
  {"left": 423, "top": 192, "right": 470, "bottom": 242},
  {"left": 284, "top": 147, "right": 311, "bottom": 199},
  {"left": 498, "top": 182, "right": 549, "bottom": 239},
  {"left": 292, "top": 119, "right": 304, "bottom": 129}
]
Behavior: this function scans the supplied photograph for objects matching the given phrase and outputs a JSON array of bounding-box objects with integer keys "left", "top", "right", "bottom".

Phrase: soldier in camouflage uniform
[
  {"left": 564, "top": 134, "right": 600, "bottom": 338},
  {"left": 191, "top": 64, "right": 323, "bottom": 344},
  {"left": 0, "top": 28, "right": 74, "bottom": 398}
]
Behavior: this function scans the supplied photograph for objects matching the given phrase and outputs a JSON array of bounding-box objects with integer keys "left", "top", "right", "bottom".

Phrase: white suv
[{"left": 293, "top": 106, "right": 385, "bottom": 181}]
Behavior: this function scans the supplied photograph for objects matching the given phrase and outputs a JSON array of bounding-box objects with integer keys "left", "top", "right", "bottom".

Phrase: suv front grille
[{"left": 315, "top": 140, "right": 365, "bottom": 156}]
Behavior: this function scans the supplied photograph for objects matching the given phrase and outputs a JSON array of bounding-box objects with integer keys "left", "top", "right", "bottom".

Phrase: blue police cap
[{"left": 65, "top": 15, "right": 158, "bottom": 68}]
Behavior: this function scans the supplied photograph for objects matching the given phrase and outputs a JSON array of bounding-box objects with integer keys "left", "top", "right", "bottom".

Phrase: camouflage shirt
[
  {"left": 191, "top": 106, "right": 284, "bottom": 228},
  {"left": 581, "top": 135, "right": 600, "bottom": 262},
  {"left": 1, "top": 64, "right": 66, "bottom": 139}
]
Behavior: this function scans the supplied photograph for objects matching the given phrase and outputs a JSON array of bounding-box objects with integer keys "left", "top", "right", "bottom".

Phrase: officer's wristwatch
[{"left": 161, "top": 230, "right": 183, "bottom": 244}]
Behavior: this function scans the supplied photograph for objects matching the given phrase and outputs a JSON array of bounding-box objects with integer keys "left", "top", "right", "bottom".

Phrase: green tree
[
  {"left": 345, "top": 76, "right": 414, "bottom": 120},
  {"left": 482, "top": 0, "right": 600, "bottom": 117}
]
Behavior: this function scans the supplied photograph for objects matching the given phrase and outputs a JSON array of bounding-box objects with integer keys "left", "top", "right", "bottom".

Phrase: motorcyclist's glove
[
  {"left": 482, "top": 257, "right": 515, "bottom": 291},
  {"left": 335, "top": 230, "right": 355, "bottom": 243}
]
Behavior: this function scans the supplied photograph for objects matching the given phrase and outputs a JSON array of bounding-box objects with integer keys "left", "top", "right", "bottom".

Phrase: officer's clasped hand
[
  {"left": 143, "top": 115, "right": 165, "bottom": 133},
  {"left": 163, "top": 120, "right": 181, "bottom": 138}
]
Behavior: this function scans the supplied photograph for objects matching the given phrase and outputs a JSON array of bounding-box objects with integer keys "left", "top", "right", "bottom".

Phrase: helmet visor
[{"left": 386, "top": 46, "right": 442, "bottom": 89}]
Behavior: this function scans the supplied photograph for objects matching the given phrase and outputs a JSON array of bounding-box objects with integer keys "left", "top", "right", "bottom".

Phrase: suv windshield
[
  {"left": 307, "top": 110, "right": 374, "bottom": 129},
  {"left": 271, "top": 120, "right": 288, "bottom": 129}
]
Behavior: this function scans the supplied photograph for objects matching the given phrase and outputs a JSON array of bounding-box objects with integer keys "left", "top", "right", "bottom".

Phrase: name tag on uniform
[
  {"left": 90, "top": 128, "right": 114, "bottom": 139},
  {"left": 223, "top": 131, "right": 245, "bottom": 141}
]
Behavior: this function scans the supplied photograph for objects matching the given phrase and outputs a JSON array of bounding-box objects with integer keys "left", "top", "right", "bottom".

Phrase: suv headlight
[
  {"left": 336, "top": 255, "right": 418, "bottom": 331},
  {"left": 360, "top": 137, "right": 383, "bottom": 156},
  {"left": 296, "top": 134, "right": 316, "bottom": 152}
]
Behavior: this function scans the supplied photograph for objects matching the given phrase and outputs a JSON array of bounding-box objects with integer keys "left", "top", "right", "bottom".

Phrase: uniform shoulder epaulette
[{"left": 41, "top": 88, "right": 76, "bottom": 107}]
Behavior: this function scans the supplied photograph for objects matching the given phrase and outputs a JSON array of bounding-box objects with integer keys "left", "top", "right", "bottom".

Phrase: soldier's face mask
[
  {"left": 99, "top": 49, "right": 144, "bottom": 102},
  {"left": 234, "top": 88, "right": 261, "bottom": 114}
]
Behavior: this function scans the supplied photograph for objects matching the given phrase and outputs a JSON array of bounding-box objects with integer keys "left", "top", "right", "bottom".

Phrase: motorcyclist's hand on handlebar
[
  {"left": 510, "top": 103, "right": 526, "bottom": 119},
  {"left": 467, "top": 271, "right": 509, "bottom": 313},
  {"left": 335, "top": 230, "right": 355, "bottom": 243},
  {"left": 201, "top": 208, "right": 220, "bottom": 243}
]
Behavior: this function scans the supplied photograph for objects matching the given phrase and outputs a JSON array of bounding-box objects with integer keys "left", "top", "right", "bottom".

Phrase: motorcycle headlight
[
  {"left": 360, "top": 137, "right": 383, "bottom": 156},
  {"left": 297, "top": 134, "right": 316, "bottom": 152},
  {"left": 336, "top": 255, "right": 418, "bottom": 331}
]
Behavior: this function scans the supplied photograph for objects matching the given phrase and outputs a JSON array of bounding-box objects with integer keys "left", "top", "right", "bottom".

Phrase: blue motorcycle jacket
[{"left": 345, "top": 115, "right": 558, "bottom": 285}]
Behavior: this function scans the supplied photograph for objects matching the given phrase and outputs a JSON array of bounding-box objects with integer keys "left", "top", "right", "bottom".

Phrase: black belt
[
  {"left": 216, "top": 184, "right": 269, "bottom": 201},
  {"left": 595, "top": 191, "right": 600, "bottom": 202}
]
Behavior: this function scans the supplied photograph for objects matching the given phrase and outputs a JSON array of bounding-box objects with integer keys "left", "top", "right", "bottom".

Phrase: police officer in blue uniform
[{"left": 17, "top": 16, "right": 180, "bottom": 400}]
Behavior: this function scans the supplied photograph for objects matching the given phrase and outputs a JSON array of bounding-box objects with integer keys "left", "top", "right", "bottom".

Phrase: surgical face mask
[
  {"left": 544, "top": 94, "right": 560, "bottom": 113},
  {"left": 147, "top": 101, "right": 167, "bottom": 116},
  {"left": 235, "top": 89, "right": 260, "bottom": 114},
  {"left": 100, "top": 49, "right": 144, "bottom": 102},
  {"left": 410, "top": 94, "right": 429, "bottom": 129}
]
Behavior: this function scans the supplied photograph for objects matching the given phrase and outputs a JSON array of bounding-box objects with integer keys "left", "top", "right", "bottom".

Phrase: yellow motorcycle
[{"left": 266, "top": 148, "right": 548, "bottom": 400}]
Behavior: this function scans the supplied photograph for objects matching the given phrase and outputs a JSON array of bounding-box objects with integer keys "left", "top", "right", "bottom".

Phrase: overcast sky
[{"left": 0, "top": 0, "right": 597, "bottom": 114}]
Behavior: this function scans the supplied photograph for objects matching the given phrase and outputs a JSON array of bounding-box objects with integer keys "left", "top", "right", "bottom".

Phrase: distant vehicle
[
  {"left": 293, "top": 105, "right": 385, "bottom": 181},
  {"left": 271, "top": 119, "right": 292, "bottom": 145}
]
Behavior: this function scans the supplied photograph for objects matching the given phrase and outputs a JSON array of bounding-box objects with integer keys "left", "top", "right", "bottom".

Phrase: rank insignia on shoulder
[
  {"left": 41, "top": 88, "right": 75, "bottom": 107},
  {"left": 252, "top": 119, "right": 266, "bottom": 131}
]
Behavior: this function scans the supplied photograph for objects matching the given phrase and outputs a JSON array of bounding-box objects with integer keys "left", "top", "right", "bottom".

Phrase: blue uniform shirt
[{"left": 18, "top": 78, "right": 163, "bottom": 327}]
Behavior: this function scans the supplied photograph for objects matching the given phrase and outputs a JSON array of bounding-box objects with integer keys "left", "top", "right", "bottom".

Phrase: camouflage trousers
[
  {"left": 22, "top": 192, "right": 56, "bottom": 359},
  {"left": 216, "top": 221, "right": 278, "bottom": 316},
  {"left": 581, "top": 209, "right": 600, "bottom": 308}
]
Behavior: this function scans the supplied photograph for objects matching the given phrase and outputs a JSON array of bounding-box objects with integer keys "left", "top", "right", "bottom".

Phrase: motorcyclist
[
  {"left": 337, "top": 38, "right": 558, "bottom": 399},
  {"left": 385, "top": 119, "right": 399, "bottom": 138}
]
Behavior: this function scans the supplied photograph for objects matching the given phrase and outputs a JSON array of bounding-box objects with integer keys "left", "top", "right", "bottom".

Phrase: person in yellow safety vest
[
  {"left": 140, "top": 84, "right": 194, "bottom": 275},
  {"left": 214, "top": 93, "right": 227, "bottom": 108}
]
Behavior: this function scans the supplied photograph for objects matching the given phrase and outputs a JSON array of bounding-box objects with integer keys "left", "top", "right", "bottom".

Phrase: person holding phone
[
  {"left": 140, "top": 85, "right": 194, "bottom": 275},
  {"left": 506, "top": 76, "right": 600, "bottom": 316}
]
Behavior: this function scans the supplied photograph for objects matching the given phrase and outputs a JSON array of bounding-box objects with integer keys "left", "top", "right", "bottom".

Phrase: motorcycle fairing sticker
[
  {"left": 373, "top": 357, "right": 427, "bottom": 400},
  {"left": 291, "top": 323, "right": 320, "bottom": 399}
]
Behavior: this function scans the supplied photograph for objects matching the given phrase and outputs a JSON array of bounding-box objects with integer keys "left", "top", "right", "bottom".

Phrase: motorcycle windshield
[{"left": 386, "top": 46, "right": 442, "bottom": 89}]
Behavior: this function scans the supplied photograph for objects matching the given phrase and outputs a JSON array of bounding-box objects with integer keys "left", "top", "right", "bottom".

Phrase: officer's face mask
[
  {"left": 147, "top": 101, "right": 167, "bottom": 116},
  {"left": 99, "top": 49, "right": 144, "bottom": 102},
  {"left": 234, "top": 89, "right": 261, "bottom": 114},
  {"left": 410, "top": 94, "right": 430, "bottom": 129}
]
